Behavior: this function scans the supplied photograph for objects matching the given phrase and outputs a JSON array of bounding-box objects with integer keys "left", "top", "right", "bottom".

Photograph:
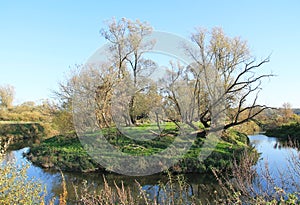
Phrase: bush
[
  {"left": 0, "top": 139, "right": 45, "bottom": 204},
  {"left": 0, "top": 162, "right": 46, "bottom": 204}
]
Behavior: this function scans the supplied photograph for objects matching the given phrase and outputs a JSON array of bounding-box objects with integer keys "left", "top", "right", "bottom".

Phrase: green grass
[
  {"left": 27, "top": 135, "right": 98, "bottom": 172},
  {"left": 27, "top": 123, "right": 251, "bottom": 173}
]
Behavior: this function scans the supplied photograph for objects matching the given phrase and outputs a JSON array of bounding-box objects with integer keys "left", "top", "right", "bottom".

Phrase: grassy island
[{"left": 27, "top": 125, "right": 251, "bottom": 174}]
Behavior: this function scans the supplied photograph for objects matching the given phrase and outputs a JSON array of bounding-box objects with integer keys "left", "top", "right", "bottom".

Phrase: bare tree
[
  {"left": 160, "top": 61, "right": 199, "bottom": 129},
  {"left": 0, "top": 84, "right": 15, "bottom": 109},
  {"left": 281, "top": 102, "right": 293, "bottom": 122},
  {"left": 101, "top": 18, "right": 156, "bottom": 125},
  {"left": 56, "top": 23, "right": 273, "bottom": 137},
  {"left": 162, "top": 27, "right": 273, "bottom": 135},
  {"left": 55, "top": 18, "right": 158, "bottom": 130},
  {"left": 54, "top": 63, "right": 120, "bottom": 130}
]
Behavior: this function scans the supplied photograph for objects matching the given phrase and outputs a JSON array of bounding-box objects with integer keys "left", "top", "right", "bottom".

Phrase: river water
[
  {"left": 1, "top": 135, "right": 299, "bottom": 204},
  {"left": 248, "top": 135, "right": 300, "bottom": 194}
]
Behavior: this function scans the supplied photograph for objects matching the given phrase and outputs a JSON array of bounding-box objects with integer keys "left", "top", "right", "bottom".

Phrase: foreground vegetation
[
  {"left": 2, "top": 138, "right": 299, "bottom": 204},
  {"left": 0, "top": 137, "right": 68, "bottom": 204},
  {"left": 76, "top": 148, "right": 300, "bottom": 205},
  {"left": 0, "top": 156, "right": 45, "bottom": 204}
]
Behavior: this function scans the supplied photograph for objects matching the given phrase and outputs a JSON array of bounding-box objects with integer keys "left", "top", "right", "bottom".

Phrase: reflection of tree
[
  {"left": 0, "top": 137, "right": 12, "bottom": 156},
  {"left": 55, "top": 171, "right": 222, "bottom": 203},
  {"left": 274, "top": 139, "right": 300, "bottom": 150},
  {"left": 2, "top": 151, "right": 16, "bottom": 163}
]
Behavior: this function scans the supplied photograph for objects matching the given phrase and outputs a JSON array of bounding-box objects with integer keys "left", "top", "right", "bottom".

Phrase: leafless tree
[
  {"left": 162, "top": 28, "right": 273, "bottom": 135},
  {"left": 56, "top": 24, "right": 273, "bottom": 137},
  {"left": 101, "top": 18, "right": 157, "bottom": 125},
  {"left": 0, "top": 84, "right": 15, "bottom": 109}
]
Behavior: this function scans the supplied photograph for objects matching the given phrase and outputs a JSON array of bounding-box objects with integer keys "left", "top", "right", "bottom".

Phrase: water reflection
[
  {"left": 2, "top": 135, "right": 299, "bottom": 204},
  {"left": 249, "top": 135, "right": 300, "bottom": 194},
  {"left": 274, "top": 139, "right": 300, "bottom": 150},
  {"left": 1, "top": 147, "right": 220, "bottom": 204}
]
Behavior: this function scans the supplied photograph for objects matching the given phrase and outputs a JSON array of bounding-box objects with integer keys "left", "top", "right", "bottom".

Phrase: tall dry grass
[
  {"left": 77, "top": 172, "right": 198, "bottom": 205},
  {"left": 212, "top": 144, "right": 300, "bottom": 204}
]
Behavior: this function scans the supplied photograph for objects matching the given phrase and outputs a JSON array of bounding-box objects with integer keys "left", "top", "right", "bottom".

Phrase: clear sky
[{"left": 0, "top": 1, "right": 299, "bottom": 107}]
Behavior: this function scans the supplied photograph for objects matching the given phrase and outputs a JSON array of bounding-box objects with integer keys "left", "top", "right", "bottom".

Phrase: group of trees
[
  {"left": 56, "top": 18, "right": 273, "bottom": 136},
  {"left": 0, "top": 19, "right": 273, "bottom": 136},
  {"left": 259, "top": 102, "right": 300, "bottom": 128}
]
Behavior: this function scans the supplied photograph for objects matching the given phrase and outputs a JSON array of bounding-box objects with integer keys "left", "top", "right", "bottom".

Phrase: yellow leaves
[
  {"left": 208, "top": 27, "right": 249, "bottom": 59},
  {"left": 0, "top": 130, "right": 67, "bottom": 205},
  {"left": 0, "top": 152, "right": 45, "bottom": 205}
]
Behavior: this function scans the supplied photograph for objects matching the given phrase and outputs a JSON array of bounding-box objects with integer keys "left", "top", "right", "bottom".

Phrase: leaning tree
[{"left": 161, "top": 27, "right": 273, "bottom": 134}]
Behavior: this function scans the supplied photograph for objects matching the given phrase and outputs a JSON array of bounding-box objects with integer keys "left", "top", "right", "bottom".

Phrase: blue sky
[{"left": 0, "top": 1, "right": 299, "bottom": 107}]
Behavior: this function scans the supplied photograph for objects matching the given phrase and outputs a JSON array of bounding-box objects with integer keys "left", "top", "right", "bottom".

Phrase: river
[
  {"left": 1, "top": 135, "right": 299, "bottom": 204},
  {"left": 248, "top": 135, "right": 300, "bottom": 194}
]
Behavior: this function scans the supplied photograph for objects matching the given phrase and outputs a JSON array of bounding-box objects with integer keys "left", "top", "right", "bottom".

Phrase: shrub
[{"left": 0, "top": 139, "right": 46, "bottom": 204}]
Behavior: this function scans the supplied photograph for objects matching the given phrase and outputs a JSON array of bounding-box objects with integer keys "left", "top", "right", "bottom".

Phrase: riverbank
[
  {"left": 26, "top": 128, "right": 251, "bottom": 174},
  {"left": 2, "top": 132, "right": 299, "bottom": 204},
  {"left": 265, "top": 122, "right": 300, "bottom": 140},
  {"left": 0, "top": 122, "right": 46, "bottom": 142}
]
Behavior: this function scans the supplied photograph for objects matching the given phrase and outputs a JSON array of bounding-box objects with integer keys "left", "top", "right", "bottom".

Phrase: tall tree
[
  {"left": 56, "top": 23, "right": 273, "bottom": 136},
  {"left": 100, "top": 18, "right": 156, "bottom": 125},
  {"left": 163, "top": 28, "right": 273, "bottom": 134}
]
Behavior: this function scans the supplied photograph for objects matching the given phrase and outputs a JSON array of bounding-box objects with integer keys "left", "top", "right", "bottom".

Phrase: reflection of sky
[
  {"left": 248, "top": 135, "right": 300, "bottom": 193},
  {"left": 3, "top": 135, "right": 299, "bottom": 202},
  {"left": 249, "top": 135, "right": 295, "bottom": 168},
  {"left": 3, "top": 148, "right": 62, "bottom": 204},
  {"left": 2, "top": 146, "right": 220, "bottom": 203}
]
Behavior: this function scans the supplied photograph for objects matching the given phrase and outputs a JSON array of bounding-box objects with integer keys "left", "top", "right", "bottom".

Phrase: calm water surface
[
  {"left": 2, "top": 148, "right": 217, "bottom": 204},
  {"left": 248, "top": 135, "right": 300, "bottom": 193},
  {"left": 2, "top": 135, "right": 299, "bottom": 204}
]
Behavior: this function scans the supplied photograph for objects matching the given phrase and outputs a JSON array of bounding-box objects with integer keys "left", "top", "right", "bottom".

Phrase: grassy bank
[
  {"left": 27, "top": 135, "right": 98, "bottom": 171},
  {"left": 27, "top": 124, "right": 251, "bottom": 174},
  {"left": 265, "top": 122, "right": 300, "bottom": 140},
  {"left": 0, "top": 122, "right": 47, "bottom": 142}
]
